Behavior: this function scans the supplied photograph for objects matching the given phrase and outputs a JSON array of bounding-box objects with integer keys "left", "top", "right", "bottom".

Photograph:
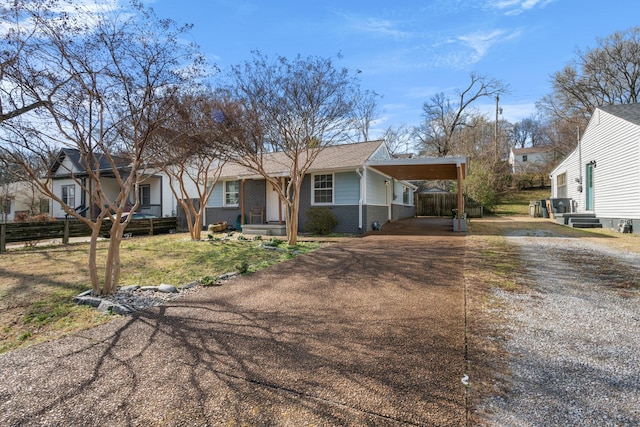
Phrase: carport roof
[{"left": 366, "top": 156, "right": 467, "bottom": 181}]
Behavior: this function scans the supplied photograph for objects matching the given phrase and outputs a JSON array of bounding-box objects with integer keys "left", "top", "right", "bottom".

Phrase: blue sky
[{"left": 142, "top": 0, "right": 640, "bottom": 138}]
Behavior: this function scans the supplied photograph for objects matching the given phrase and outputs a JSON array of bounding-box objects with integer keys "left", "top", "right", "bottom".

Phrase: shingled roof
[
  {"left": 50, "top": 148, "right": 130, "bottom": 177},
  {"left": 216, "top": 140, "right": 385, "bottom": 178},
  {"left": 599, "top": 103, "right": 640, "bottom": 126}
]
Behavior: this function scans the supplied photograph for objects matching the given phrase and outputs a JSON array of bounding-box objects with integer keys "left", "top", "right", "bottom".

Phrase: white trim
[
  {"left": 223, "top": 180, "right": 239, "bottom": 207},
  {"left": 311, "top": 172, "right": 335, "bottom": 205}
]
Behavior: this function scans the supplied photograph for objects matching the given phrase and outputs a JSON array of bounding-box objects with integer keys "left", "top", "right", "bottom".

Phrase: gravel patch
[{"left": 481, "top": 235, "right": 640, "bottom": 426}]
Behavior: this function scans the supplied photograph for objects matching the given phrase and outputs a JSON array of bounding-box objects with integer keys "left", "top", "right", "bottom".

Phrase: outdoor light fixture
[{"left": 589, "top": 160, "right": 597, "bottom": 168}]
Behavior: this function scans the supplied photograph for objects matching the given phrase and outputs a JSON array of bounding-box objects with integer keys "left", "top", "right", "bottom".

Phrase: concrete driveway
[{"left": 0, "top": 217, "right": 467, "bottom": 426}]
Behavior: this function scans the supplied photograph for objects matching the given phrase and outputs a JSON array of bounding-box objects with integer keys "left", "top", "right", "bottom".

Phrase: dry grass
[{"left": 0, "top": 233, "right": 320, "bottom": 354}]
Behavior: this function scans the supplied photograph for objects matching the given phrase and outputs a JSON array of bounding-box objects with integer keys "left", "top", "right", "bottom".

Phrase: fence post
[
  {"left": 63, "top": 220, "right": 70, "bottom": 244},
  {"left": 0, "top": 223, "right": 5, "bottom": 253}
]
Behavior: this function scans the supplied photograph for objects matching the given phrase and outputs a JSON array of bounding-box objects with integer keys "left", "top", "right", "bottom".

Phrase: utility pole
[{"left": 494, "top": 95, "right": 500, "bottom": 162}]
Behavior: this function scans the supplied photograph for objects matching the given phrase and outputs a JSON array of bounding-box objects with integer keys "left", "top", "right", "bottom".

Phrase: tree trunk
[
  {"left": 103, "top": 221, "right": 125, "bottom": 295},
  {"left": 286, "top": 193, "right": 299, "bottom": 246},
  {"left": 88, "top": 225, "right": 101, "bottom": 295},
  {"left": 192, "top": 210, "right": 203, "bottom": 240}
]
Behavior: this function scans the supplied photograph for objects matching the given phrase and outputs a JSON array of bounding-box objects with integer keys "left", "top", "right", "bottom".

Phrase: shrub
[
  {"left": 304, "top": 207, "right": 338, "bottom": 235},
  {"left": 236, "top": 260, "right": 249, "bottom": 274},
  {"left": 200, "top": 275, "right": 216, "bottom": 286}
]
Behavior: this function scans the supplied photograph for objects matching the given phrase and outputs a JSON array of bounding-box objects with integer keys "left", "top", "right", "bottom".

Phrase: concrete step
[
  {"left": 569, "top": 217, "right": 601, "bottom": 223},
  {"left": 571, "top": 223, "right": 603, "bottom": 228},
  {"left": 568, "top": 215, "right": 601, "bottom": 229}
]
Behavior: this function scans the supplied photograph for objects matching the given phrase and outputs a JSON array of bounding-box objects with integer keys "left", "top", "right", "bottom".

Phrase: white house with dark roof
[
  {"left": 549, "top": 103, "right": 640, "bottom": 232},
  {"left": 49, "top": 148, "right": 178, "bottom": 219},
  {"left": 509, "top": 146, "right": 553, "bottom": 174},
  {"left": 206, "top": 140, "right": 468, "bottom": 234}
]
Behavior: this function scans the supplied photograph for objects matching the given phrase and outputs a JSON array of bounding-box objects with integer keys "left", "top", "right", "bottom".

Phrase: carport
[{"left": 365, "top": 156, "right": 468, "bottom": 231}]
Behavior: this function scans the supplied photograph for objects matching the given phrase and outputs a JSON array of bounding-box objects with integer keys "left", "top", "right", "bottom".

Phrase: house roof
[
  {"left": 215, "top": 140, "right": 467, "bottom": 182},
  {"left": 50, "top": 148, "right": 130, "bottom": 176},
  {"left": 599, "top": 103, "right": 640, "bottom": 126},
  {"left": 511, "top": 146, "right": 552, "bottom": 155},
  {"left": 217, "top": 140, "right": 386, "bottom": 178}
]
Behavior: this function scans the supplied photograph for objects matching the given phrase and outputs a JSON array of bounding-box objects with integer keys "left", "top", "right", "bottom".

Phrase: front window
[
  {"left": 139, "top": 184, "right": 151, "bottom": 208},
  {"left": 313, "top": 174, "right": 333, "bottom": 204},
  {"left": 522, "top": 155, "right": 528, "bottom": 162},
  {"left": 224, "top": 180, "right": 239, "bottom": 206},
  {"left": 403, "top": 186, "right": 410, "bottom": 205},
  {"left": 62, "top": 185, "right": 75, "bottom": 208},
  {"left": 557, "top": 173, "right": 567, "bottom": 198}
]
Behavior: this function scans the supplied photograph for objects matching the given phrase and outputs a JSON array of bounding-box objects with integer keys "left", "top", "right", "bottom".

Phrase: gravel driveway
[
  {"left": 0, "top": 218, "right": 468, "bottom": 426},
  {"left": 479, "top": 232, "right": 640, "bottom": 426}
]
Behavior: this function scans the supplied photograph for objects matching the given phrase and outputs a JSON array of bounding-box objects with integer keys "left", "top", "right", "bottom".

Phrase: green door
[{"left": 585, "top": 163, "right": 594, "bottom": 210}]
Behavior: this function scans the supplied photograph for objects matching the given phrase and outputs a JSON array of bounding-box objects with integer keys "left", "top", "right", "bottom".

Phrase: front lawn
[{"left": 0, "top": 233, "right": 320, "bottom": 354}]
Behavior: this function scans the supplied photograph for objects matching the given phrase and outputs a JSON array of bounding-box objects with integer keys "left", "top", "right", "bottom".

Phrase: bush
[
  {"left": 14, "top": 212, "right": 56, "bottom": 223},
  {"left": 304, "top": 207, "right": 338, "bottom": 235}
]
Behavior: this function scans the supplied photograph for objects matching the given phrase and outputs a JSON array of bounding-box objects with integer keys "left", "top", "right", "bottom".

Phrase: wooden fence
[
  {"left": 0, "top": 217, "right": 177, "bottom": 252},
  {"left": 414, "top": 193, "right": 483, "bottom": 218}
]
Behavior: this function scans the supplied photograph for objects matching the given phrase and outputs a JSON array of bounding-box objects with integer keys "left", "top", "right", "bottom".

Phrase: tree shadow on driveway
[{"left": 0, "top": 232, "right": 468, "bottom": 426}]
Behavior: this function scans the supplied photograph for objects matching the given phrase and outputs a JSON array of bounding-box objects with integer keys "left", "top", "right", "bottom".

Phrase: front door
[
  {"left": 266, "top": 180, "right": 284, "bottom": 223},
  {"left": 585, "top": 163, "right": 594, "bottom": 211}
]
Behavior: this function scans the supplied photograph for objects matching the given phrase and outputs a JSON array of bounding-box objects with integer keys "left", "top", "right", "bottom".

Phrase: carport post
[{"left": 457, "top": 164, "right": 464, "bottom": 232}]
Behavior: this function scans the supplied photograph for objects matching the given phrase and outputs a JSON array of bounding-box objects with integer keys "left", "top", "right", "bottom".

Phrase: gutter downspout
[{"left": 356, "top": 168, "right": 364, "bottom": 231}]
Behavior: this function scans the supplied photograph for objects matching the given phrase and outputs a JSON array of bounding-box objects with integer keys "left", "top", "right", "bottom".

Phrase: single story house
[
  {"left": 205, "top": 140, "right": 467, "bottom": 234},
  {"left": 49, "top": 148, "right": 179, "bottom": 219},
  {"left": 549, "top": 103, "right": 640, "bottom": 232}
]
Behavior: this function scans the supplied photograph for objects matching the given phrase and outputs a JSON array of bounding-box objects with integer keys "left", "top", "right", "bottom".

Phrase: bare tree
[
  {"left": 509, "top": 116, "right": 544, "bottom": 148},
  {"left": 382, "top": 124, "right": 413, "bottom": 156},
  {"left": 149, "top": 91, "right": 226, "bottom": 241},
  {"left": 214, "top": 52, "right": 360, "bottom": 245},
  {"left": 414, "top": 73, "right": 508, "bottom": 157},
  {"left": 351, "top": 89, "right": 381, "bottom": 142},
  {"left": 0, "top": 1, "right": 205, "bottom": 295},
  {"left": 541, "top": 26, "right": 640, "bottom": 128}
]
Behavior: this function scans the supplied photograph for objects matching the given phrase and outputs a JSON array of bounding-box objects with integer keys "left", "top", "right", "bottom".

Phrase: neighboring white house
[
  {"left": 49, "top": 148, "right": 185, "bottom": 219},
  {"left": 508, "top": 146, "right": 553, "bottom": 174},
  {"left": 0, "top": 180, "right": 50, "bottom": 222},
  {"left": 549, "top": 103, "right": 640, "bottom": 232}
]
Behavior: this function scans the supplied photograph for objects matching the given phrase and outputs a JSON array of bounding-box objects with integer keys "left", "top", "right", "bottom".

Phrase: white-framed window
[
  {"left": 224, "top": 180, "right": 239, "bottom": 206},
  {"left": 62, "top": 184, "right": 75, "bottom": 208},
  {"left": 557, "top": 172, "right": 567, "bottom": 198},
  {"left": 312, "top": 173, "right": 334, "bottom": 205},
  {"left": 139, "top": 184, "right": 151, "bottom": 207}
]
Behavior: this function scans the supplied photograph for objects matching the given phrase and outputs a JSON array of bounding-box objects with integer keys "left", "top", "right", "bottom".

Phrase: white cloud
[
  {"left": 446, "top": 28, "right": 522, "bottom": 65},
  {"left": 486, "top": 0, "right": 556, "bottom": 16},
  {"left": 337, "top": 12, "right": 412, "bottom": 40},
  {"left": 458, "top": 29, "right": 506, "bottom": 59}
]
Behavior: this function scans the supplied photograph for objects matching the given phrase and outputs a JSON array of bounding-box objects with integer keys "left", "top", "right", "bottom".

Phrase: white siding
[
  {"left": 365, "top": 168, "right": 389, "bottom": 206},
  {"left": 550, "top": 108, "right": 640, "bottom": 218},
  {"left": 587, "top": 112, "right": 640, "bottom": 218},
  {"left": 55, "top": 156, "right": 78, "bottom": 176}
]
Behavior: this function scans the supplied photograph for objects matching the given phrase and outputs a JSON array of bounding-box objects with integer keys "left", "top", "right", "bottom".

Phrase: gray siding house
[
  {"left": 205, "top": 141, "right": 418, "bottom": 234},
  {"left": 550, "top": 103, "right": 640, "bottom": 233}
]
